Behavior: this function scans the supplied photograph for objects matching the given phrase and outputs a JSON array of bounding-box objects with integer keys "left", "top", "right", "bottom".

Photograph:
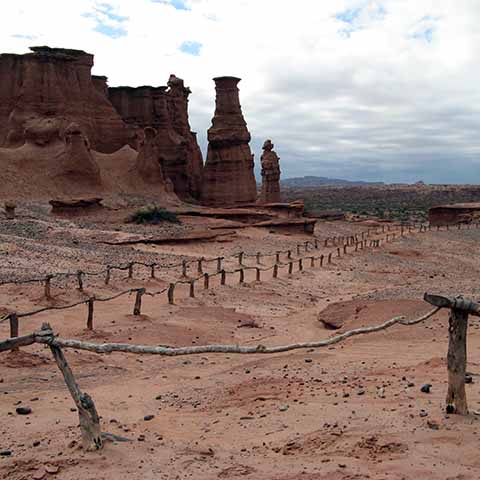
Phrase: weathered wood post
[
  {"left": 9, "top": 313, "right": 19, "bottom": 352},
  {"left": 314, "top": 238, "right": 319, "bottom": 249},
  {"left": 189, "top": 281, "right": 195, "bottom": 298},
  {"left": 324, "top": 238, "right": 329, "bottom": 247},
  {"left": 204, "top": 273, "right": 210, "bottom": 290},
  {"left": 288, "top": 262, "right": 293, "bottom": 274},
  {"left": 238, "top": 252, "right": 244, "bottom": 266},
  {"left": 310, "top": 257, "right": 315, "bottom": 267},
  {"left": 276, "top": 252, "right": 280, "bottom": 263},
  {"left": 150, "top": 263, "right": 156, "bottom": 279},
  {"left": 256, "top": 252, "right": 261, "bottom": 264},
  {"left": 298, "top": 259, "right": 303, "bottom": 271},
  {"left": 216, "top": 257, "right": 223, "bottom": 273},
  {"left": 296, "top": 244, "right": 301, "bottom": 256},
  {"left": 86, "top": 297, "right": 95, "bottom": 330},
  {"left": 273, "top": 264, "right": 279, "bottom": 278},
  {"left": 182, "top": 260, "right": 188, "bottom": 277},
  {"left": 42, "top": 324, "right": 103, "bottom": 451},
  {"left": 77, "top": 270, "right": 84, "bottom": 292},
  {"left": 4, "top": 201, "right": 16, "bottom": 220},
  {"left": 44, "top": 274, "right": 53, "bottom": 299},
  {"left": 256, "top": 268, "right": 261, "bottom": 282},
  {"left": 287, "top": 250, "right": 292, "bottom": 259},
  {"left": 168, "top": 283, "right": 175, "bottom": 305},
  {"left": 355, "top": 242, "right": 359, "bottom": 252},
  {"left": 239, "top": 269, "right": 245, "bottom": 284},
  {"left": 220, "top": 270, "right": 226, "bottom": 286},
  {"left": 133, "top": 288, "right": 146, "bottom": 315},
  {"left": 320, "top": 254, "right": 324, "bottom": 267},
  {"left": 128, "top": 262, "right": 134, "bottom": 279},
  {"left": 328, "top": 253, "right": 333, "bottom": 264},
  {"left": 343, "top": 244, "right": 347, "bottom": 254},
  {"left": 337, "top": 247, "right": 341, "bottom": 257},
  {"left": 197, "top": 258, "right": 204, "bottom": 275},
  {"left": 304, "top": 241, "right": 309, "bottom": 251},
  {"left": 424, "top": 293, "right": 480, "bottom": 415},
  {"left": 105, "top": 266, "right": 111, "bottom": 285}
]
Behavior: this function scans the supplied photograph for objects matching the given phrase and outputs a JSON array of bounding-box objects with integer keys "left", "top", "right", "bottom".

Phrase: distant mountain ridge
[{"left": 281, "top": 176, "right": 385, "bottom": 187}]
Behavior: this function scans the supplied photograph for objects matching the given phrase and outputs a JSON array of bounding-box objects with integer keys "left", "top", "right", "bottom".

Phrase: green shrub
[{"left": 128, "top": 205, "right": 180, "bottom": 224}]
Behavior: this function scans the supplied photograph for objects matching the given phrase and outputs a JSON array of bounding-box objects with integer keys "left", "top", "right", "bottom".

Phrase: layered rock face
[
  {"left": 201, "top": 77, "right": 256, "bottom": 206},
  {"left": 0, "top": 46, "right": 128, "bottom": 153},
  {"left": 135, "top": 127, "right": 166, "bottom": 184},
  {"left": 259, "top": 139, "right": 281, "bottom": 203},
  {"left": 108, "top": 75, "right": 203, "bottom": 200}
]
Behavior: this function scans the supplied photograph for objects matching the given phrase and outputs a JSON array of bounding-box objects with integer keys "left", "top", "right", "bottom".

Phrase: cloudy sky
[{"left": 1, "top": 0, "right": 480, "bottom": 183}]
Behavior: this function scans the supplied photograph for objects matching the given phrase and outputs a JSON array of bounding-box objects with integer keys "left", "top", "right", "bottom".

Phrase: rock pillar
[
  {"left": 259, "top": 139, "right": 281, "bottom": 203},
  {"left": 201, "top": 77, "right": 256, "bottom": 206}
]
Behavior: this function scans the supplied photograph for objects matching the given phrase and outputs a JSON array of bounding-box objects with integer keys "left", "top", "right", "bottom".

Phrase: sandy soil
[{"left": 1, "top": 212, "right": 480, "bottom": 480}]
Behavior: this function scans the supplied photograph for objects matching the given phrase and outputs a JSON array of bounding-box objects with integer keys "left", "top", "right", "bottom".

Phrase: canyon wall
[{"left": 0, "top": 46, "right": 128, "bottom": 153}]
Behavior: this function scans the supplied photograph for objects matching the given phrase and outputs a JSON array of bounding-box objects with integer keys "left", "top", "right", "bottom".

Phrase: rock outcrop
[
  {"left": 108, "top": 75, "right": 203, "bottom": 200},
  {"left": 201, "top": 77, "right": 256, "bottom": 207},
  {"left": 0, "top": 46, "right": 128, "bottom": 152},
  {"left": 58, "top": 123, "right": 101, "bottom": 185},
  {"left": 428, "top": 203, "right": 480, "bottom": 226},
  {"left": 259, "top": 139, "right": 281, "bottom": 203},
  {"left": 135, "top": 127, "right": 166, "bottom": 184}
]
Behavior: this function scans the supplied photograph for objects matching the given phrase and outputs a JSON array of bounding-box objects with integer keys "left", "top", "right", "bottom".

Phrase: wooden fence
[{"left": 1, "top": 293, "right": 478, "bottom": 451}]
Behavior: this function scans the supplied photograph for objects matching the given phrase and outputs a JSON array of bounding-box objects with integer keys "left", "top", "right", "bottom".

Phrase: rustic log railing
[{"left": 0, "top": 304, "right": 441, "bottom": 450}]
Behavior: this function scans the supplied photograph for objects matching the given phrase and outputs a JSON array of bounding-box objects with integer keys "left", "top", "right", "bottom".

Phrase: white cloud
[{"left": 1, "top": 0, "right": 480, "bottom": 183}]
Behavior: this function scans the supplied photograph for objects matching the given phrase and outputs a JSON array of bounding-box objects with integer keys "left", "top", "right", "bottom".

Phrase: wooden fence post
[
  {"left": 197, "top": 258, "right": 204, "bottom": 275},
  {"left": 44, "top": 275, "right": 53, "bottom": 299},
  {"left": 288, "top": 262, "right": 293, "bottom": 274},
  {"left": 320, "top": 254, "right": 324, "bottom": 267},
  {"left": 328, "top": 253, "right": 333, "bottom": 263},
  {"left": 304, "top": 241, "right": 309, "bottom": 251},
  {"left": 276, "top": 252, "right": 280, "bottom": 263},
  {"left": 128, "top": 262, "right": 134, "bottom": 279},
  {"left": 287, "top": 250, "right": 292, "bottom": 259},
  {"left": 9, "top": 313, "right": 19, "bottom": 352},
  {"left": 337, "top": 247, "right": 341, "bottom": 257},
  {"left": 314, "top": 238, "right": 319, "bottom": 249},
  {"left": 256, "top": 268, "right": 261, "bottom": 282},
  {"left": 299, "top": 259, "right": 303, "bottom": 271},
  {"left": 310, "top": 257, "right": 315, "bottom": 268},
  {"left": 273, "top": 264, "right": 278, "bottom": 278},
  {"left": 324, "top": 238, "right": 329, "bottom": 247},
  {"left": 43, "top": 325, "right": 102, "bottom": 451},
  {"left": 87, "top": 298, "right": 95, "bottom": 330},
  {"left": 296, "top": 244, "right": 301, "bottom": 256},
  {"left": 77, "top": 271, "right": 84, "bottom": 291},
  {"left": 168, "top": 283, "right": 175, "bottom": 305},
  {"left": 239, "top": 269, "right": 245, "bottom": 284},
  {"left": 189, "top": 281, "right": 195, "bottom": 298},
  {"left": 343, "top": 244, "right": 347, "bottom": 254},
  {"left": 424, "top": 293, "right": 480, "bottom": 415},
  {"left": 133, "top": 288, "right": 145, "bottom": 315},
  {"left": 256, "top": 252, "right": 261, "bottom": 264},
  {"left": 204, "top": 273, "right": 210, "bottom": 290},
  {"left": 150, "top": 263, "right": 156, "bottom": 279},
  {"left": 182, "top": 260, "right": 188, "bottom": 277},
  {"left": 220, "top": 270, "right": 226, "bottom": 285},
  {"left": 238, "top": 252, "right": 244, "bottom": 266},
  {"left": 216, "top": 257, "right": 223, "bottom": 273}
]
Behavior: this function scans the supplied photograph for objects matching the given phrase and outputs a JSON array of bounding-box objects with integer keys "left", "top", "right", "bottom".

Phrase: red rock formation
[
  {"left": 428, "top": 203, "right": 480, "bottom": 226},
  {"left": 0, "top": 46, "right": 127, "bottom": 153},
  {"left": 135, "top": 127, "right": 165, "bottom": 184},
  {"left": 259, "top": 139, "right": 281, "bottom": 203},
  {"left": 201, "top": 77, "right": 256, "bottom": 206},
  {"left": 58, "top": 123, "right": 101, "bottom": 185},
  {"left": 108, "top": 75, "right": 203, "bottom": 200}
]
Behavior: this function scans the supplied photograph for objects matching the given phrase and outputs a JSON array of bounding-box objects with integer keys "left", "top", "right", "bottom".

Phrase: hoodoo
[
  {"left": 259, "top": 139, "right": 281, "bottom": 203},
  {"left": 201, "top": 77, "right": 257, "bottom": 206}
]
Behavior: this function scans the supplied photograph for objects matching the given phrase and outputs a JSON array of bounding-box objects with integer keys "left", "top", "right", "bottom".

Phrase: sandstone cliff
[
  {"left": 109, "top": 75, "right": 203, "bottom": 200},
  {"left": 0, "top": 46, "right": 128, "bottom": 153}
]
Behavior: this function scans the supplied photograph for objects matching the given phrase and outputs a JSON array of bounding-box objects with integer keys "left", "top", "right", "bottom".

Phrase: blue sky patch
[
  {"left": 335, "top": 7, "right": 362, "bottom": 24},
  {"left": 180, "top": 40, "right": 202, "bottom": 56},
  {"left": 152, "top": 0, "right": 190, "bottom": 10},
  {"left": 84, "top": 2, "right": 129, "bottom": 38}
]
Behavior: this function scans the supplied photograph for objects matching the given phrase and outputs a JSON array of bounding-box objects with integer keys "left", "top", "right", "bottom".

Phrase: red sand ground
[{"left": 1, "top": 217, "right": 480, "bottom": 480}]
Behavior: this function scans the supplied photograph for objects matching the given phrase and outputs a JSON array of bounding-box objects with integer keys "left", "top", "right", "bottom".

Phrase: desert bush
[{"left": 128, "top": 205, "right": 180, "bottom": 224}]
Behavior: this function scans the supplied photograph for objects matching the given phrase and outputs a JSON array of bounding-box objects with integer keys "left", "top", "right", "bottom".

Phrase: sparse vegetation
[{"left": 128, "top": 205, "right": 180, "bottom": 225}]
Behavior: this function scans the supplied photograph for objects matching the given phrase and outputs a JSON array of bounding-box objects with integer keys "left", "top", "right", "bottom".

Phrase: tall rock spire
[{"left": 201, "top": 77, "right": 256, "bottom": 206}]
